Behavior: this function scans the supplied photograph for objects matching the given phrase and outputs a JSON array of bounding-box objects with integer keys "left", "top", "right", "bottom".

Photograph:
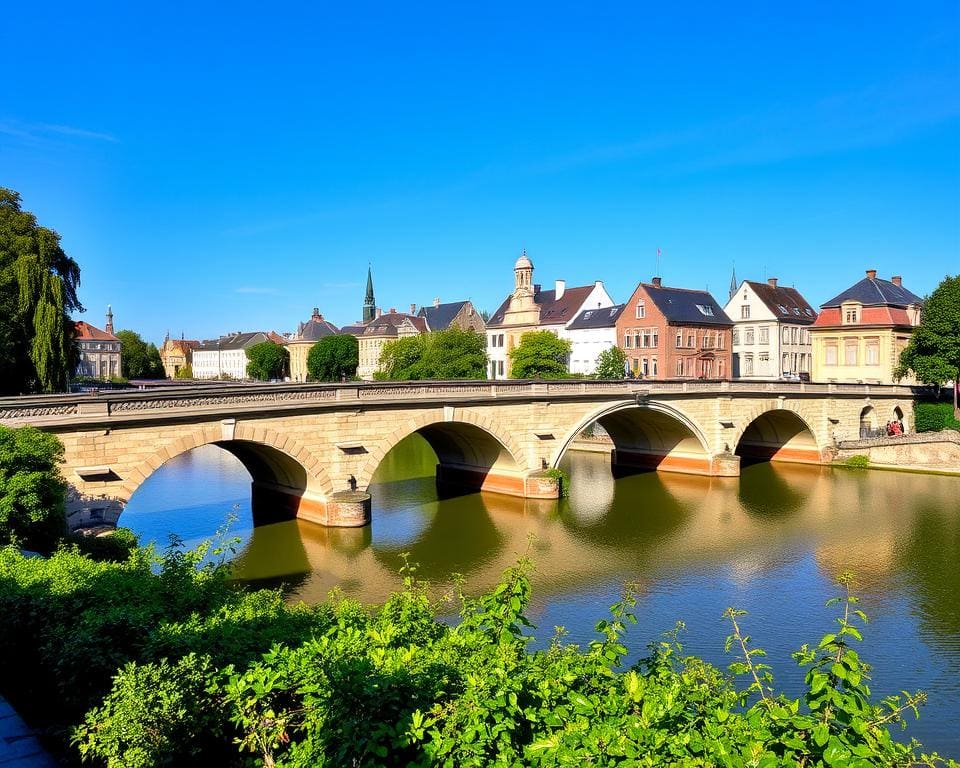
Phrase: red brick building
[{"left": 615, "top": 277, "right": 733, "bottom": 379}]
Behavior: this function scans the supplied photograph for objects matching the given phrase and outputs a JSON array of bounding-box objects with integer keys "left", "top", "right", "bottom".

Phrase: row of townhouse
[{"left": 484, "top": 253, "right": 923, "bottom": 384}]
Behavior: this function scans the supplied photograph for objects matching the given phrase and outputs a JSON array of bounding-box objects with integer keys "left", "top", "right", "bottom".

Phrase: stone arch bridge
[{"left": 0, "top": 380, "right": 916, "bottom": 528}]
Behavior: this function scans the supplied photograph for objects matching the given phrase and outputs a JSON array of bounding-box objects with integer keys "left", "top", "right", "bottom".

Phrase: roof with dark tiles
[
  {"left": 487, "top": 284, "right": 599, "bottom": 328},
  {"left": 417, "top": 301, "right": 473, "bottom": 331},
  {"left": 642, "top": 283, "right": 733, "bottom": 326},
  {"left": 820, "top": 275, "right": 922, "bottom": 308},
  {"left": 567, "top": 304, "right": 626, "bottom": 330},
  {"left": 743, "top": 280, "right": 817, "bottom": 324}
]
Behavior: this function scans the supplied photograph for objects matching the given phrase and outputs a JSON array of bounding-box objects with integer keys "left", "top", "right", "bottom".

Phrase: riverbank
[{"left": 835, "top": 430, "right": 960, "bottom": 474}]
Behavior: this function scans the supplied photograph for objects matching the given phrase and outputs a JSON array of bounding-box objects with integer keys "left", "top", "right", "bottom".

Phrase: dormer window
[
  {"left": 842, "top": 303, "right": 861, "bottom": 325},
  {"left": 636, "top": 300, "right": 645, "bottom": 319},
  {"left": 696, "top": 304, "right": 714, "bottom": 316}
]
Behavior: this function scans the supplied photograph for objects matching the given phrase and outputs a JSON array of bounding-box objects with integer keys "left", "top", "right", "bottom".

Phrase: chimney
[
  {"left": 767, "top": 277, "right": 778, "bottom": 288},
  {"left": 555, "top": 279, "right": 566, "bottom": 300},
  {"left": 433, "top": 297, "right": 440, "bottom": 308},
  {"left": 533, "top": 283, "right": 541, "bottom": 295},
  {"left": 866, "top": 269, "right": 877, "bottom": 280},
  {"left": 891, "top": 275, "right": 902, "bottom": 287},
  {"left": 652, "top": 276, "right": 662, "bottom": 287},
  {"left": 389, "top": 307, "right": 396, "bottom": 314},
  {"left": 105, "top": 305, "right": 114, "bottom": 335},
  {"left": 408, "top": 303, "right": 416, "bottom": 315},
  {"left": 376, "top": 307, "right": 383, "bottom": 318},
  {"left": 311, "top": 307, "right": 321, "bottom": 320}
]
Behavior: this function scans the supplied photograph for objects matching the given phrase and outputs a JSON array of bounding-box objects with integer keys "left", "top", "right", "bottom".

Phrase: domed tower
[{"left": 514, "top": 249, "right": 534, "bottom": 297}]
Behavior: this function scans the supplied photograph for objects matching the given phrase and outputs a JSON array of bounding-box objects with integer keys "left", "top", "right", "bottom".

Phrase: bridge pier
[
  {"left": 611, "top": 449, "right": 741, "bottom": 478},
  {"left": 435, "top": 464, "right": 561, "bottom": 500},
  {"left": 253, "top": 482, "right": 372, "bottom": 528}
]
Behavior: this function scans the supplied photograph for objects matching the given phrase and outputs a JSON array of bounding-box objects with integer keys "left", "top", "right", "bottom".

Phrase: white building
[
  {"left": 723, "top": 278, "right": 817, "bottom": 379},
  {"left": 485, "top": 252, "right": 616, "bottom": 379},
  {"left": 192, "top": 331, "right": 274, "bottom": 380},
  {"left": 562, "top": 304, "right": 626, "bottom": 375}
]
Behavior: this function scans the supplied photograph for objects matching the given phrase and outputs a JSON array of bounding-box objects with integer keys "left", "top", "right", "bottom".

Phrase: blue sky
[{"left": 2, "top": 2, "right": 958, "bottom": 342}]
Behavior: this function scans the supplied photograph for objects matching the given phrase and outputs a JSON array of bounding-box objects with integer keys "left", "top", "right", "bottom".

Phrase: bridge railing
[{"left": 0, "top": 379, "right": 923, "bottom": 426}]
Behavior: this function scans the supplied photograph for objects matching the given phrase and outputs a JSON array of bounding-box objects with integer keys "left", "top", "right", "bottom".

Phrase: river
[{"left": 121, "top": 436, "right": 960, "bottom": 757}]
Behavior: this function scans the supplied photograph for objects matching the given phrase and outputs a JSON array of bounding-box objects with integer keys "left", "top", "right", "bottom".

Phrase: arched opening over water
[
  {"left": 555, "top": 403, "right": 713, "bottom": 477},
  {"left": 360, "top": 419, "right": 524, "bottom": 498},
  {"left": 735, "top": 409, "right": 821, "bottom": 465},
  {"left": 124, "top": 438, "right": 322, "bottom": 532}
]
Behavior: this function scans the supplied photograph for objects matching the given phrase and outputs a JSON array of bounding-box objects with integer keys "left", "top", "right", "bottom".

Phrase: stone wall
[{"left": 835, "top": 431, "right": 960, "bottom": 473}]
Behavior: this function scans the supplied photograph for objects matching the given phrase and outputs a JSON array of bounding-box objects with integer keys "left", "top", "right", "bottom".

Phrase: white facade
[
  {"left": 723, "top": 280, "right": 815, "bottom": 379},
  {"left": 193, "top": 332, "right": 271, "bottom": 380},
  {"left": 559, "top": 304, "right": 625, "bottom": 375}
]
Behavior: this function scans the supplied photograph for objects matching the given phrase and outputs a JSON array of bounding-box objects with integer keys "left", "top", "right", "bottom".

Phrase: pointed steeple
[
  {"left": 362, "top": 265, "right": 376, "bottom": 324},
  {"left": 728, "top": 266, "right": 738, "bottom": 301},
  {"left": 105, "top": 305, "right": 114, "bottom": 335}
]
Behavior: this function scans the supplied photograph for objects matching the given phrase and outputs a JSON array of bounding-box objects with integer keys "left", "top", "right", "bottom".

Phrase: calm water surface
[{"left": 123, "top": 437, "right": 960, "bottom": 757}]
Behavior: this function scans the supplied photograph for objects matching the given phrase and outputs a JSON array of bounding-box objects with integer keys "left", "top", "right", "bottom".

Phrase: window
[
  {"left": 703, "top": 333, "right": 713, "bottom": 349},
  {"left": 717, "top": 333, "right": 724, "bottom": 349},
  {"left": 696, "top": 304, "right": 714, "bottom": 316},
  {"left": 641, "top": 358, "right": 649, "bottom": 376},
  {"left": 498, "top": 334, "right": 504, "bottom": 347},
  {"left": 634, "top": 333, "right": 641, "bottom": 348},
  {"left": 844, "top": 339, "right": 858, "bottom": 366},
  {"left": 777, "top": 304, "right": 788, "bottom": 314},
  {"left": 624, "top": 334, "right": 634, "bottom": 348},
  {"left": 733, "top": 329, "right": 740, "bottom": 345},
  {"left": 844, "top": 306, "right": 860, "bottom": 324},
  {"left": 676, "top": 358, "right": 684, "bottom": 376},
  {"left": 498, "top": 360, "right": 504, "bottom": 375},
  {"left": 636, "top": 300, "right": 645, "bottom": 319},
  {"left": 825, "top": 341, "right": 838, "bottom": 366},
  {"left": 651, "top": 331, "right": 659, "bottom": 348},
  {"left": 741, "top": 305, "right": 751, "bottom": 319},
  {"left": 865, "top": 338, "right": 880, "bottom": 365},
  {"left": 745, "top": 328, "right": 754, "bottom": 345},
  {"left": 744, "top": 354, "right": 754, "bottom": 375},
  {"left": 676, "top": 332, "right": 683, "bottom": 348},
  {"left": 759, "top": 327, "right": 769, "bottom": 344},
  {"left": 718, "top": 359, "right": 724, "bottom": 378},
  {"left": 687, "top": 334, "right": 694, "bottom": 348},
  {"left": 782, "top": 353, "right": 789, "bottom": 372},
  {"left": 652, "top": 357, "right": 658, "bottom": 376}
]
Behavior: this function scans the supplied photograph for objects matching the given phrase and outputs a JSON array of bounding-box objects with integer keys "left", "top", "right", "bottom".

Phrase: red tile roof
[{"left": 74, "top": 321, "right": 119, "bottom": 342}]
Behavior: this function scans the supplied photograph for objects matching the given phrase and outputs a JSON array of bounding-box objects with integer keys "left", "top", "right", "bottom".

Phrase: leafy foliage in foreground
[
  {"left": 0, "top": 538, "right": 954, "bottom": 767},
  {"left": 376, "top": 328, "right": 487, "bottom": 380},
  {"left": 509, "top": 330, "right": 572, "bottom": 379}
]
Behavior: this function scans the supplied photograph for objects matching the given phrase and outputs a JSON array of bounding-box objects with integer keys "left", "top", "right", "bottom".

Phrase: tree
[
  {"left": 594, "top": 346, "right": 627, "bottom": 379},
  {"left": 174, "top": 364, "right": 193, "bottom": 380},
  {"left": 376, "top": 335, "right": 429, "bottom": 380},
  {"left": 509, "top": 331, "right": 572, "bottom": 379},
  {"left": 245, "top": 341, "right": 288, "bottom": 381},
  {"left": 895, "top": 275, "right": 960, "bottom": 416},
  {"left": 306, "top": 335, "right": 359, "bottom": 381},
  {"left": 375, "top": 329, "right": 487, "bottom": 380},
  {"left": 0, "top": 187, "right": 82, "bottom": 393},
  {"left": 0, "top": 425, "right": 67, "bottom": 551},
  {"left": 424, "top": 328, "right": 487, "bottom": 379},
  {"left": 117, "top": 330, "right": 164, "bottom": 379}
]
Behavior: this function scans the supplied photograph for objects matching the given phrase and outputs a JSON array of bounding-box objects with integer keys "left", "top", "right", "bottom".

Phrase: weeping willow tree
[{"left": 0, "top": 188, "right": 82, "bottom": 393}]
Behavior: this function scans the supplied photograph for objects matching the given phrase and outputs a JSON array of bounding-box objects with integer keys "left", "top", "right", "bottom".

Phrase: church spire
[
  {"left": 728, "top": 266, "right": 738, "bottom": 301},
  {"left": 363, "top": 265, "right": 376, "bottom": 324},
  {"left": 105, "top": 305, "right": 114, "bottom": 335}
]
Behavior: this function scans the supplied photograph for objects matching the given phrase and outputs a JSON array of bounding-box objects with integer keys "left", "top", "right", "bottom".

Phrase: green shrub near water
[
  {"left": 915, "top": 401, "right": 960, "bottom": 433},
  {"left": 844, "top": 455, "right": 871, "bottom": 469}
]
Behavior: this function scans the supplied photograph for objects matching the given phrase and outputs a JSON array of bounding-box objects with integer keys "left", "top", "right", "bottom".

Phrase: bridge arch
[
  {"left": 732, "top": 404, "right": 825, "bottom": 465},
  {"left": 119, "top": 423, "right": 334, "bottom": 522},
  {"left": 551, "top": 400, "right": 716, "bottom": 476},
  {"left": 354, "top": 408, "right": 529, "bottom": 497}
]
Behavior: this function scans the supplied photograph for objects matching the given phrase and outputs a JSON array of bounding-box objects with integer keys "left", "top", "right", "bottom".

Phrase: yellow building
[
  {"left": 351, "top": 310, "right": 427, "bottom": 380},
  {"left": 159, "top": 334, "right": 199, "bottom": 378},
  {"left": 811, "top": 270, "right": 922, "bottom": 385},
  {"left": 286, "top": 308, "right": 341, "bottom": 382}
]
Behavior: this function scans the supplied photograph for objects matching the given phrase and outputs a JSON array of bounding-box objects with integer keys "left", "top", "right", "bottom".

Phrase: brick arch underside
[
  {"left": 355, "top": 411, "right": 526, "bottom": 496},
  {"left": 119, "top": 425, "right": 333, "bottom": 506},
  {"left": 554, "top": 403, "right": 714, "bottom": 476},
  {"left": 734, "top": 408, "right": 823, "bottom": 464}
]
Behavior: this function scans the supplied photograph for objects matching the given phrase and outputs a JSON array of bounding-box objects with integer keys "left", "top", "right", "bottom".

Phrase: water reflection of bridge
[{"left": 231, "top": 451, "right": 950, "bottom": 609}]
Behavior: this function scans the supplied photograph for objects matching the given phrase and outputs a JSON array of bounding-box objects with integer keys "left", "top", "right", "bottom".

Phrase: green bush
[
  {"left": 844, "top": 454, "right": 871, "bottom": 469},
  {"left": 0, "top": 424, "right": 67, "bottom": 551},
  {"left": 915, "top": 401, "right": 960, "bottom": 433},
  {"left": 0, "top": 540, "right": 953, "bottom": 766},
  {"left": 68, "top": 526, "right": 139, "bottom": 562}
]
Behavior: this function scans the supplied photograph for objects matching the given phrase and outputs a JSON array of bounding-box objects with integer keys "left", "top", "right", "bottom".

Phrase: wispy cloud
[
  {"left": 322, "top": 281, "right": 360, "bottom": 290},
  {"left": 235, "top": 286, "right": 281, "bottom": 295},
  {"left": 0, "top": 119, "right": 118, "bottom": 144}
]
